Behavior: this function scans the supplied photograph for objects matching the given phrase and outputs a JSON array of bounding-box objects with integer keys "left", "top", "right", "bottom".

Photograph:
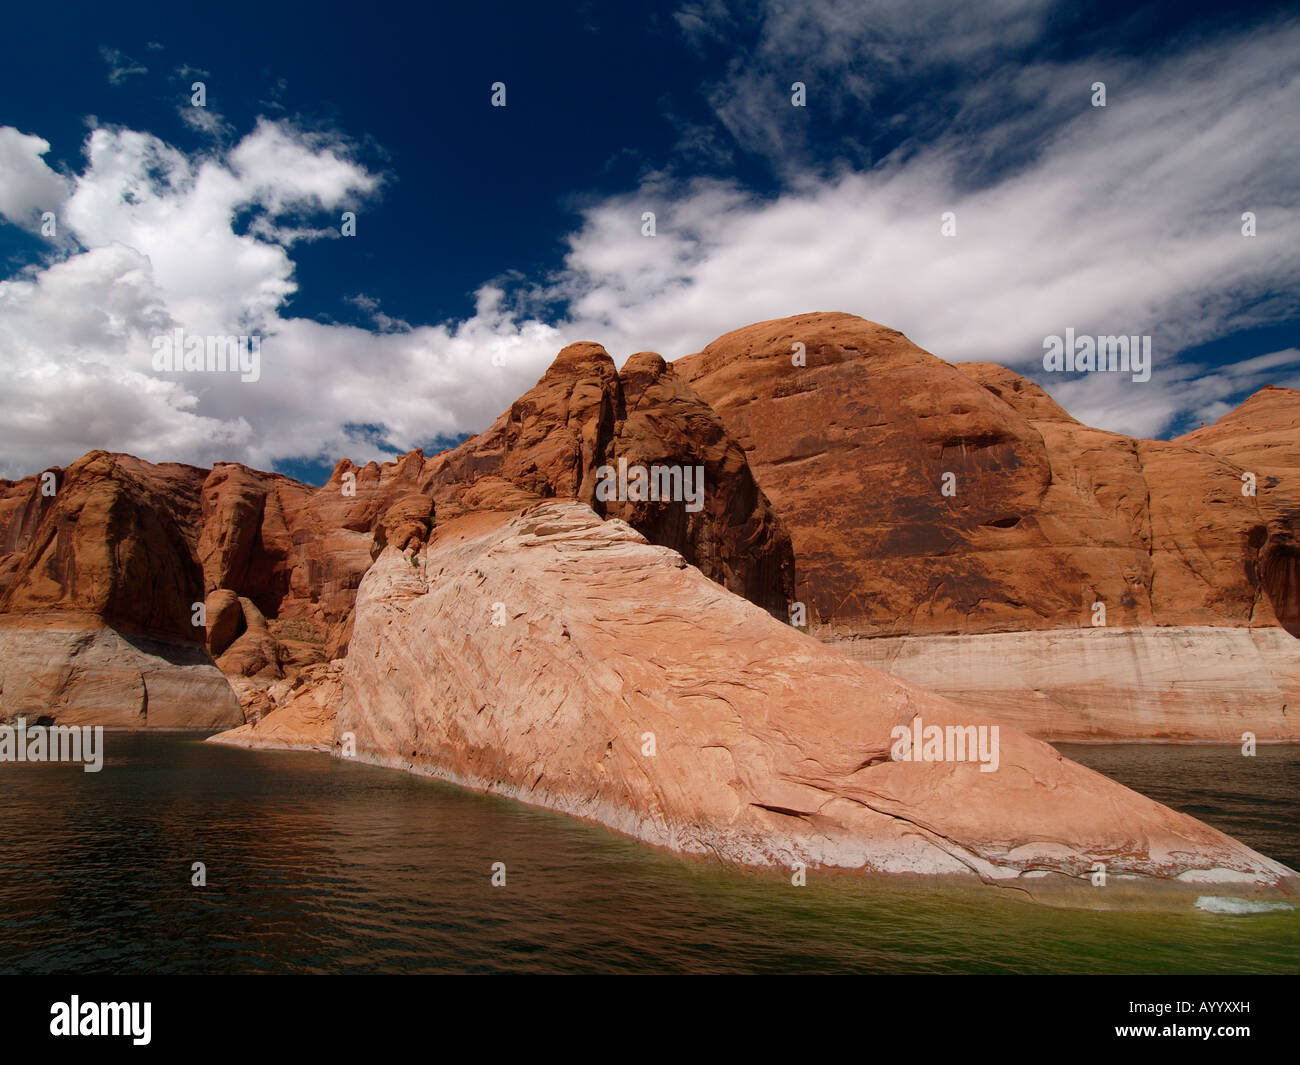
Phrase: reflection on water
[{"left": 0, "top": 735, "right": 1295, "bottom": 974}]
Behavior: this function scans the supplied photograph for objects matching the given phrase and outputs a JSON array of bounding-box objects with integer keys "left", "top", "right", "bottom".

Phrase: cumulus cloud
[
  {"left": 0, "top": 128, "right": 71, "bottom": 234},
  {"left": 0, "top": 114, "right": 560, "bottom": 478},
  {"left": 0, "top": 243, "right": 250, "bottom": 467},
  {"left": 0, "top": 119, "right": 399, "bottom": 476}
]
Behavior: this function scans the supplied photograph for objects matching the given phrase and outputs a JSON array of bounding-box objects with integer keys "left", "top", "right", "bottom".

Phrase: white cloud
[
  {"left": 0, "top": 129, "right": 71, "bottom": 234},
  {"left": 0, "top": 113, "right": 559, "bottom": 478},
  {"left": 528, "top": 15, "right": 1300, "bottom": 439},
  {"left": 1051, "top": 349, "right": 1300, "bottom": 439},
  {"left": 180, "top": 104, "right": 234, "bottom": 141},
  {"left": 0, "top": 243, "right": 250, "bottom": 466},
  {"left": 0, "top": 120, "right": 399, "bottom": 476}
]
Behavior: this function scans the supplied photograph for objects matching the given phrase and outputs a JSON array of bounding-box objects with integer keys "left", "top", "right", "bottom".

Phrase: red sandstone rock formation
[
  {"left": 0, "top": 453, "right": 242, "bottom": 726},
  {"left": 4, "top": 316, "right": 1296, "bottom": 898},
  {"left": 1, "top": 316, "right": 1293, "bottom": 743},
  {"left": 425, "top": 342, "right": 794, "bottom": 614},
  {"left": 0, "top": 452, "right": 208, "bottom": 638},
  {"left": 676, "top": 312, "right": 1298, "bottom": 641},
  {"left": 1176, "top": 386, "right": 1300, "bottom": 637}
]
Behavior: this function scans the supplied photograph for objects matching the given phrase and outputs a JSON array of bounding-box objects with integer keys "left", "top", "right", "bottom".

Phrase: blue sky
[{"left": 1, "top": 0, "right": 1297, "bottom": 484}]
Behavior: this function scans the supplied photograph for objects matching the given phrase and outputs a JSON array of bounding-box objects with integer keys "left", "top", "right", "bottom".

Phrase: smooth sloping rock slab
[
  {"left": 306, "top": 500, "right": 1298, "bottom": 907},
  {"left": 208, "top": 662, "right": 343, "bottom": 752}
]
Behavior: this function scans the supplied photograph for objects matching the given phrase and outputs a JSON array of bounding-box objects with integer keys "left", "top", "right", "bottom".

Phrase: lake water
[{"left": 0, "top": 735, "right": 1296, "bottom": 974}]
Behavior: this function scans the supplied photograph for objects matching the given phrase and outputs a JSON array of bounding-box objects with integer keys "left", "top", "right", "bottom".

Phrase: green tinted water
[{"left": 0, "top": 735, "right": 1294, "bottom": 973}]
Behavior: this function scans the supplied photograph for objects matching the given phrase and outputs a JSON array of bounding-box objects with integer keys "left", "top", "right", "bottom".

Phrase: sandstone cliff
[
  {"left": 5, "top": 315, "right": 1295, "bottom": 902},
  {"left": 0, "top": 452, "right": 241, "bottom": 727},
  {"left": 677, "top": 312, "right": 1297, "bottom": 637},
  {"left": 3, "top": 317, "right": 1294, "bottom": 746},
  {"left": 195, "top": 340, "right": 792, "bottom": 690},
  {"left": 676, "top": 313, "right": 1299, "bottom": 740},
  {"left": 425, "top": 342, "right": 793, "bottom": 614},
  {"left": 1176, "top": 385, "right": 1299, "bottom": 637}
]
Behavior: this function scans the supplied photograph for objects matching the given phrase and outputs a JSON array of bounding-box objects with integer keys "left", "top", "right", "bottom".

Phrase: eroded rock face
[
  {"left": 677, "top": 315, "right": 1067, "bottom": 635},
  {"left": 1176, "top": 386, "right": 1300, "bottom": 637},
  {"left": 606, "top": 351, "right": 793, "bottom": 614},
  {"left": 177, "top": 340, "right": 793, "bottom": 672},
  {"left": 425, "top": 342, "right": 794, "bottom": 614},
  {"left": 0, "top": 453, "right": 241, "bottom": 727},
  {"left": 211, "top": 661, "right": 343, "bottom": 752},
  {"left": 676, "top": 313, "right": 1298, "bottom": 640},
  {"left": 0, "top": 452, "right": 209, "bottom": 640},
  {"left": 216, "top": 501, "right": 1296, "bottom": 905}
]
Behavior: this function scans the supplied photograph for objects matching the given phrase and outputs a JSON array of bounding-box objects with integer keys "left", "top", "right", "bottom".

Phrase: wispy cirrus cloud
[
  {"left": 99, "top": 45, "right": 148, "bottom": 86},
  {"left": 673, "top": 0, "right": 1058, "bottom": 175}
]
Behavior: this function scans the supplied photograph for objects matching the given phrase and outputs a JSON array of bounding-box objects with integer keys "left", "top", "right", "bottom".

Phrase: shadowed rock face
[
  {"left": 0, "top": 452, "right": 209, "bottom": 640},
  {"left": 676, "top": 312, "right": 1299, "bottom": 641},
  {"left": 610, "top": 351, "right": 793, "bottom": 616},
  {"left": 1176, "top": 386, "right": 1300, "bottom": 638},
  {"left": 214, "top": 501, "right": 1299, "bottom": 907},
  {"left": 427, "top": 343, "right": 794, "bottom": 614},
  {"left": 0, "top": 453, "right": 242, "bottom": 726}
]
